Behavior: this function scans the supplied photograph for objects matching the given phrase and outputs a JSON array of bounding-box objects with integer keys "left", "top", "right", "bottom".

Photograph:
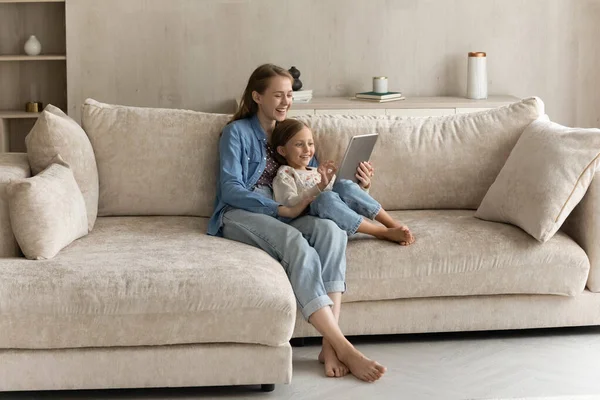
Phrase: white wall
[{"left": 66, "top": 0, "right": 600, "bottom": 127}]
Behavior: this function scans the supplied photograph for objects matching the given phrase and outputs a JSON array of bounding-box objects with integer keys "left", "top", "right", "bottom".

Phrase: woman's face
[
  {"left": 253, "top": 76, "right": 293, "bottom": 122},
  {"left": 277, "top": 127, "right": 315, "bottom": 170}
]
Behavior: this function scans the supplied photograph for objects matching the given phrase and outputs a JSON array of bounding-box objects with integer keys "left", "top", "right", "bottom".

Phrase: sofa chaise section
[{"left": 0, "top": 216, "right": 296, "bottom": 349}]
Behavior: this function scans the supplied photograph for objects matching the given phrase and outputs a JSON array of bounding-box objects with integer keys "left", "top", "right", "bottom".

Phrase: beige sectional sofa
[{"left": 1, "top": 97, "right": 599, "bottom": 392}]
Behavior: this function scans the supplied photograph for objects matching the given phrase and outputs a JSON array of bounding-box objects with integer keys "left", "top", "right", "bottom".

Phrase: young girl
[{"left": 271, "top": 119, "right": 415, "bottom": 245}]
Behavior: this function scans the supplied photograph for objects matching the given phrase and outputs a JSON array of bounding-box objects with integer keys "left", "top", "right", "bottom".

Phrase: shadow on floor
[
  {"left": 0, "top": 385, "right": 275, "bottom": 400},
  {"left": 292, "top": 325, "right": 600, "bottom": 347}
]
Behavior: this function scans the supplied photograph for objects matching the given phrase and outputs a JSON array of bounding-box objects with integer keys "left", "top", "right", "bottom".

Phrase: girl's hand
[
  {"left": 317, "top": 160, "right": 337, "bottom": 190},
  {"left": 278, "top": 195, "right": 315, "bottom": 218},
  {"left": 356, "top": 161, "right": 374, "bottom": 189}
]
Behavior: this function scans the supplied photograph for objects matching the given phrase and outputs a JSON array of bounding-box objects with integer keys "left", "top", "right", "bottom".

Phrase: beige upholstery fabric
[
  {"left": 296, "top": 97, "right": 544, "bottom": 210},
  {"left": 25, "top": 105, "right": 99, "bottom": 231},
  {"left": 5, "top": 156, "right": 88, "bottom": 260},
  {"left": 0, "top": 217, "right": 296, "bottom": 349},
  {"left": 0, "top": 153, "right": 30, "bottom": 258},
  {"left": 292, "top": 289, "right": 600, "bottom": 338},
  {"left": 341, "top": 210, "right": 588, "bottom": 303},
  {"left": 81, "top": 99, "right": 230, "bottom": 218},
  {"left": 563, "top": 170, "right": 600, "bottom": 292},
  {"left": 0, "top": 343, "right": 291, "bottom": 391},
  {"left": 476, "top": 118, "right": 600, "bottom": 242}
]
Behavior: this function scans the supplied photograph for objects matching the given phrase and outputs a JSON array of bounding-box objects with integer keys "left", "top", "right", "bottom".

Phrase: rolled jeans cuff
[
  {"left": 348, "top": 216, "right": 362, "bottom": 235},
  {"left": 367, "top": 203, "right": 382, "bottom": 220},
  {"left": 301, "top": 294, "right": 334, "bottom": 320},
  {"left": 324, "top": 280, "right": 346, "bottom": 294}
]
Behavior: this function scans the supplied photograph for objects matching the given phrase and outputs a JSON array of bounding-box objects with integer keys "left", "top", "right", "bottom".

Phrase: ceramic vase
[{"left": 24, "top": 35, "right": 42, "bottom": 56}]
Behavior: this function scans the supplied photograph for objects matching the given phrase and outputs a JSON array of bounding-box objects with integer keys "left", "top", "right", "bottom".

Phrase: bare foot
[
  {"left": 337, "top": 347, "right": 386, "bottom": 382},
  {"left": 397, "top": 225, "right": 415, "bottom": 245},
  {"left": 379, "top": 227, "right": 414, "bottom": 245},
  {"left": 401, "top": 227, "right": 415, "bottom": 245},
  {"left": 389, "top": 221, "right": 406, "bottom": 229},
  {"left": 319, "top": 343, "right": 349, "bottom": 377}
]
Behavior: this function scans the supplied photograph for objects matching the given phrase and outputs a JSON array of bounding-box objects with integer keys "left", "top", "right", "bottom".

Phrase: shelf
[
  {"left": 291, "top": 95, "right": 521, "bottom": 110},
  {"left": 0, "top": 55, "right": 66, "bottom": 61},
  {"left": 0, "top": 111, "right": 41, "bottom": 119},
  {"left": 0, "top": 1, "right": 64, "bottom": 3}
]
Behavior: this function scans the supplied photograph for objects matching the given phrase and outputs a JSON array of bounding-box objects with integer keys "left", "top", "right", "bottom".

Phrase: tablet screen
[{"left": 337, "top": 133, "right": 379, "bottom": 183}]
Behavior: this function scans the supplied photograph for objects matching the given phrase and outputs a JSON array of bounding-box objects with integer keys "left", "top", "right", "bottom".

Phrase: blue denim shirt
[{"left": 207, "top": 114, "right": 317, "bottom": 236}]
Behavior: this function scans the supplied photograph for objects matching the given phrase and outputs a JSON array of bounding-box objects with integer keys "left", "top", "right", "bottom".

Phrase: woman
[{"left": 208, "top": 64, "right": 386, "bottom": 382}]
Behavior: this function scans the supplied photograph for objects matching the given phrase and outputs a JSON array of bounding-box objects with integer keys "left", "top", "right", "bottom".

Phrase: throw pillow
[
  {"left": 475, "top": 117, "right": 600, "bottom": 242},
  {"left": 25, "top": 104, "right": 99, "bottom": 231},
  {"left": 6, "top": 155, "right": 88, "bottom": 260}
]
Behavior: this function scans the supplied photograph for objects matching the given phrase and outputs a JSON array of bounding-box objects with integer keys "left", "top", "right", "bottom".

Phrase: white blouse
[{"left": 272, "top": 166, "right": 335, "bottom": 207}]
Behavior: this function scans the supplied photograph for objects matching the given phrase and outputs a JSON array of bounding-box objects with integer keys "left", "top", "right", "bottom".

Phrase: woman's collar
[{"left": 250, "top": 114, "right": 267, "bottom": 140}]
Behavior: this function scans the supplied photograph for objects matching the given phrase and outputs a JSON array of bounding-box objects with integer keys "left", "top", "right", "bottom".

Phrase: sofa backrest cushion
[
  {"left": 82, "top": 99, "right": 230, "bottom": 218},
  {"left": 296, "top": 97, "right": 544, "bottom": 210}
]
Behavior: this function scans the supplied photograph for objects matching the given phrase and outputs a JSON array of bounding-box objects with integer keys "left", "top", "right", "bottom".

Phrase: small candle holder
[
  {"left": 372, "top": 76, "right": 388, "bottom": 94},
  {"left": 25, "top": 102, "right": 43, "bottom": 113}
]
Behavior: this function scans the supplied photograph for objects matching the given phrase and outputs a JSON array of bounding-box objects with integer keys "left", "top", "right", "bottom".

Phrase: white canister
[
  {"left": 466, "top": 52, "right": 487, "bottom": 99},
  {"left": 373, "top": 76, "right": 388, "bottom": 94}
]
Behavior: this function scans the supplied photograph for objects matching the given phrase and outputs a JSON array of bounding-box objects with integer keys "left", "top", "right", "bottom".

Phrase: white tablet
[{"left": 337, "top": 133, "right": 379, "bottom": 183}]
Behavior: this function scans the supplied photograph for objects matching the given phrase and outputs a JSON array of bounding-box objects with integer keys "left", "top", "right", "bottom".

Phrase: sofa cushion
[
  {"left": 81, "top": 99, "right": 230, "bottom": 218},
  {"left": 296, "top": 97, "right": 544, "bottom": 211},
  {"left": 0, "top": 153, "right": 30, "bottom": 258},
  {"left": 476, "top": 118, "right": 600, "bottom": 242},
  {"left": 342, "top": 210, "right": 589, "bottom": 303},
  {"left": 5, "top": 155, "right": 88, "bottom": 260},
  {"left": 25, "top": 105, "right": 99, "bottom": 231},
  {"left": 0, "top": 217, "right": 296, "bottom": 349}
]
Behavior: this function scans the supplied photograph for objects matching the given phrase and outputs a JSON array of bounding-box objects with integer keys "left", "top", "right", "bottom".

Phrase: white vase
[{"left": 24, "top": 35, "right": 42, "bottom": 56}]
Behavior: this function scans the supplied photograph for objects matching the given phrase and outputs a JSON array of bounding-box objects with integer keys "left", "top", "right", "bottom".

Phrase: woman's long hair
[{"left": 230, "top": 64, "right": 293, "bottom": 123}]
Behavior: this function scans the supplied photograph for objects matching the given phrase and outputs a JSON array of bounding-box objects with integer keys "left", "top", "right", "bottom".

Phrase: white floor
[{"left": 3, "top": 328, "right": 600, "bottom": 400}]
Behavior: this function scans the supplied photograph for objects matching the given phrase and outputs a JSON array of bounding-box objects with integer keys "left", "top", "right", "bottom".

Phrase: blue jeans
[
  {"left": 310, "top": 179, "right": 382, "bottom": 235},
  {"left": 222, "top": 187, "right": 347, "bottom": 320}
]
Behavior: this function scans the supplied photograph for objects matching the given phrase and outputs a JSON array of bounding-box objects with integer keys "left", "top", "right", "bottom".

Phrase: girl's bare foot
[
  {"left": 337, "top": 347, "right": 386, "bottom": 382},
  {"left": 379, "top": 227, "right": 414, "bottom": 245},
  {"left": 389, "top": 221, "right": 405, "bottom": 229},
  {"left": 396, "top": 225, "right": 415, "bottom": 244},
  {"left": 318, "top": 342, "right": 350, "bottom": 377}
]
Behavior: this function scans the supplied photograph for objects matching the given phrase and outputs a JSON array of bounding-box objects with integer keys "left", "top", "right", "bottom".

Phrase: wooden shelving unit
[{"left": 0, "top": 0, "right": 66, "bottom": 152}]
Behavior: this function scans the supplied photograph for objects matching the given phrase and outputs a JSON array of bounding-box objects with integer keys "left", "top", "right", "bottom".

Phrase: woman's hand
[
  {"left": 317, "top": 160, "right": 337, "bottom": 190},
  {"left": 278, "top": 195, "right": 315, "bottom": 219},
  {"left": 356, "top": 161, "right": 375, "bottom": 189}
]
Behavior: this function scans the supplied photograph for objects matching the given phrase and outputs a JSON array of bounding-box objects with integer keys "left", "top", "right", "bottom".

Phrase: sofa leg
[
  {"left": 261, "top": 384, "right": 275, "bottom": 392},
  {"left": 290, "top": 337, "right": 305, "bottom": 347}
]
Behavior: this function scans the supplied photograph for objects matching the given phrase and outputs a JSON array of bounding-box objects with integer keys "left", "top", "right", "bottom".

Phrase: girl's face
[
  {"left": 277, "top": 127, "right": 315, "bottom": 170},
  {"left": 253, "top": 76, "right": 293, "bottom": 122}
]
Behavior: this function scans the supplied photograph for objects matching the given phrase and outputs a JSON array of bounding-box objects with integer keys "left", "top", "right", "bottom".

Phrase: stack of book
[
  {"left": 292, "top": 89, "right": 313, "bottom": 103},
  {"left": 354, "top": 91, "right": 405, "bottom": 103}
]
